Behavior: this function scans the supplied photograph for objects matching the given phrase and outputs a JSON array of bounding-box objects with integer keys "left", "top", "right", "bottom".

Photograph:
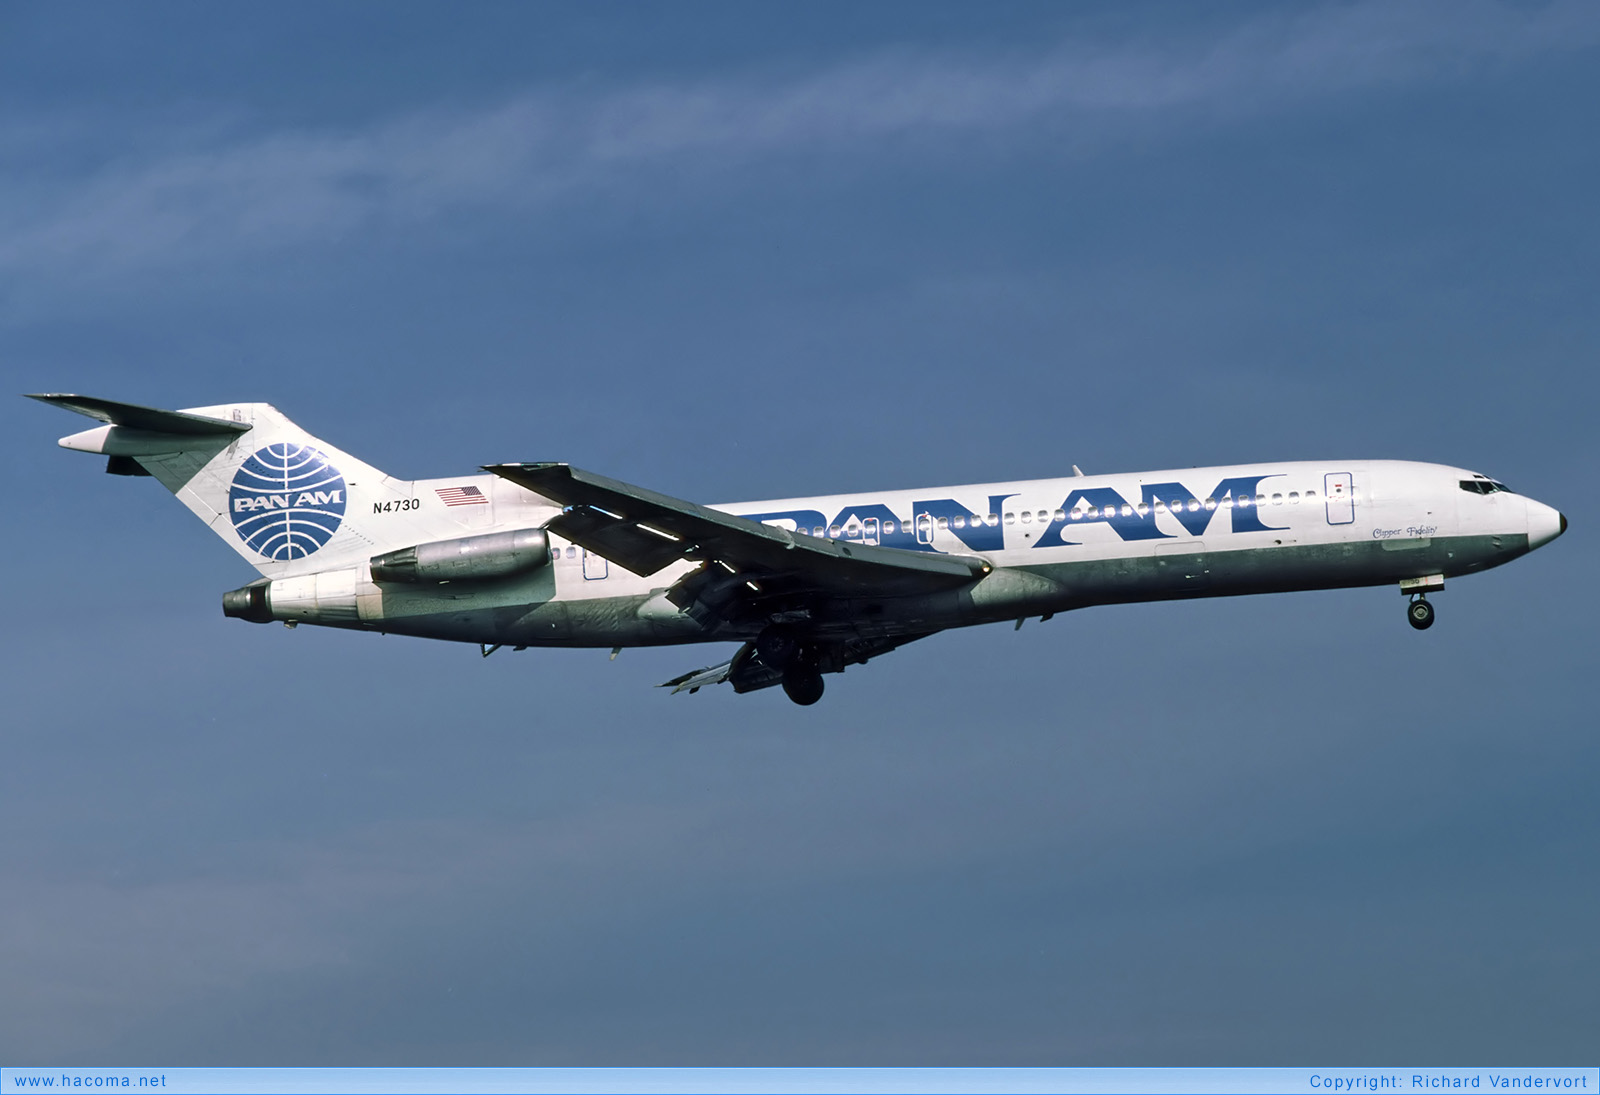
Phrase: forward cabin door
[{"left": 1325, "top": 472, "right": 1355, "bottom": 525}]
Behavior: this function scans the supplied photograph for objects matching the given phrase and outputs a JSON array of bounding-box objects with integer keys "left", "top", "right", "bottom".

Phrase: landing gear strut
[
  {"left": 1407, "top": 594, "right": 1435, "bottom": 631},
  {"left": 758, "top": 625, "right": 826, "bottom": 705}
]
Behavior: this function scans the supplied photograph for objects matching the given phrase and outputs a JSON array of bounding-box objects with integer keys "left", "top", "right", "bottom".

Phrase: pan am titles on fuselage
[{"left": 30, "top": 394, "right": 1567, "bottom": 705}]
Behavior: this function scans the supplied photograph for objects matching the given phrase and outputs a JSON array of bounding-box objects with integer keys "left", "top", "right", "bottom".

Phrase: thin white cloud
[{"left": 1, "top": 0, "right": 1593, "bottom": 285}]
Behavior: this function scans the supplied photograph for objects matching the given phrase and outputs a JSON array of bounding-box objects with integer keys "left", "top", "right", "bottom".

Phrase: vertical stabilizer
[{"left": 31, "top": 395, "right": 507, "bottom": 579}]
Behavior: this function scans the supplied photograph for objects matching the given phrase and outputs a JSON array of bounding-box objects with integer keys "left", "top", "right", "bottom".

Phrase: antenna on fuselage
[{"left": 1071, "top": 465, "right": 1085, "bottom": 477}]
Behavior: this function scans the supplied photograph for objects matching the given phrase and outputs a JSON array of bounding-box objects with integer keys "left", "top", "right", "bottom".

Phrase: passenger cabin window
[
  {"left": 1005, "top": 513, "right": 1016, "bottom": 525},
  {"left": 1289, "top": 492, "right": 1299, "bottom": 503}
]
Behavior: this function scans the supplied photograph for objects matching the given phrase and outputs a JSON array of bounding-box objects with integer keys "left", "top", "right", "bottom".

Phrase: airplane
[{"left": 29, "top": 394, "right": 1567, "bottom": 705}]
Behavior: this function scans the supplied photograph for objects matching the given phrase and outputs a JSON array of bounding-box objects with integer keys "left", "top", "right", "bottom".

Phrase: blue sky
[{"left": 3, "top": 0, "right": 1595, "bottom": 1063}]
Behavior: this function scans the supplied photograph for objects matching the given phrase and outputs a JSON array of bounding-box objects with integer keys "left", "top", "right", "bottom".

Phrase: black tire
[
  {"left": 1408, "top": 599, "right": 1435, "bottom": 630},
  {"left": 781, "top": 668, "right": 825, "bottom": 706},
  {"left": 756, "top": 626, "right": 800, "bottom": 670}
]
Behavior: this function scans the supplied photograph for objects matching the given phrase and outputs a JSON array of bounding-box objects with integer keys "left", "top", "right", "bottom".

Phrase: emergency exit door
[{"left": 1325, "top": 472, "right": 1355, "bottom": 525}]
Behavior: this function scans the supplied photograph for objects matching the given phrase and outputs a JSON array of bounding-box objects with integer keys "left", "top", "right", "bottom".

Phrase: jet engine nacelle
[
  {"left": 223, "top": 568, "right": 361, "bottom": 624},
  {"left": 370, "top": 528, "right": 551, "bottom": 584}
]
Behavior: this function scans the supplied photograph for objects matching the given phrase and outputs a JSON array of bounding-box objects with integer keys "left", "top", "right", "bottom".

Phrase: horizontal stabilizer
[
  {"left": 104, "top": 455, "right": 153, "bottom": 477},
  {"left": 25, "top": 394, "right": 251, "bottom": 437}
]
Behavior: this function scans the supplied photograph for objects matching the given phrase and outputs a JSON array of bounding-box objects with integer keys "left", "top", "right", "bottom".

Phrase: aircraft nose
[{"left": 1527, "top": 500, "right": 1566, "bottom": 550}]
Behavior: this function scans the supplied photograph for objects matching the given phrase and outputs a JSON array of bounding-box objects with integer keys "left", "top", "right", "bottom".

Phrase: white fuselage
[
  {"left": 37, "top": 395, "right": 1566, "bottom": 702},
  {"left": 318, "top": 459, "right": 1561, "bottom": 648}
]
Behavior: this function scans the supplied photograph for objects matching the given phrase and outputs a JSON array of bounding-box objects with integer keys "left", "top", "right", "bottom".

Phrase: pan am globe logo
[{"left": 228, "top": 444, "right": 347, "bottom": 560}]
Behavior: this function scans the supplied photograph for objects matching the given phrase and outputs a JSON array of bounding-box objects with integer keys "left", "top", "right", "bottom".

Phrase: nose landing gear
[{"left": 1400, "top": 575, "right": 1443, "bottom": 631}]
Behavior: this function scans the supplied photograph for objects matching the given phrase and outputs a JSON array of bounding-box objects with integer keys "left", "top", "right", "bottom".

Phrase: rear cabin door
[{"left": 1325, "top": 472, "right": 1355, "bottom": 525}]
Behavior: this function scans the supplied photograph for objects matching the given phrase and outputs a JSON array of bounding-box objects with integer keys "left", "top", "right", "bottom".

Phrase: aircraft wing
[
  {"left": 659, "top": 659, "right": 739, "bottom": 695},
  {"left": 484, "top": 462, "right": 990, "bottom": 608}
]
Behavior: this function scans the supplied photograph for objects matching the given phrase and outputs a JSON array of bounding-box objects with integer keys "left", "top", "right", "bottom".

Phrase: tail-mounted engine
[
  {"left": 370, "top": 528, "right": 550, "bottom": 584},
  {"left": 224, "top": 528, "right": 553, "bottom": 624}
]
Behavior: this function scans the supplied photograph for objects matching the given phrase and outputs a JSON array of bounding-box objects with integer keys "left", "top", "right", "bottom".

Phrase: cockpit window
[{"left": 1459, "top": 479, "right": 1512, "bottom": 495}]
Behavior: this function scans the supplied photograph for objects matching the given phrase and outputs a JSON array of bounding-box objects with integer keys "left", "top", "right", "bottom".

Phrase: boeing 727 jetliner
[{"left": 30, "top": 395, "right": 1567, "bottom": 705}]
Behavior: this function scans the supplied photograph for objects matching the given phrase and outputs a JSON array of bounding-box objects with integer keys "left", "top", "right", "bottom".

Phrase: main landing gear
[
  {"left": 759, "top": 625, "right": 826, "bottom": 705},
  {"left": 1407, "top": 594, "right": 1435, "bottom": 631},
  {"left": 782, "top": 663, "right": 825, "bottom": 706}
]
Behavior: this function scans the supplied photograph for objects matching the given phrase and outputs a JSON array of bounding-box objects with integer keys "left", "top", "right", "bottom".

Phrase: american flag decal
[{"left": 435, "top": 484, "right": 488, "bottom": 507}]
